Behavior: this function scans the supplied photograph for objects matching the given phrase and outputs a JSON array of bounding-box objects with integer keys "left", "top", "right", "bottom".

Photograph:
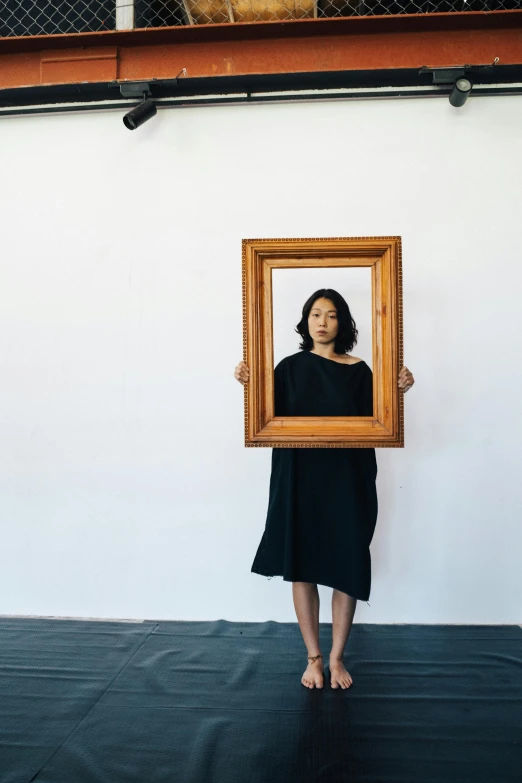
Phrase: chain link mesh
[
  {"left": 135, "top": 0, "right": 522, "bottom": 26},
  {"left": 1, "top": 0, "right": 521, "bottom": 37},
  {"left": 0, "top": 1, "right": 115, "bottom": 36}
]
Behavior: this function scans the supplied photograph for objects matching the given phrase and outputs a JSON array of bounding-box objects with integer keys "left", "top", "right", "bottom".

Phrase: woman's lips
[{"left": 317, "top": 331, "right": 327, "bottom": 334}]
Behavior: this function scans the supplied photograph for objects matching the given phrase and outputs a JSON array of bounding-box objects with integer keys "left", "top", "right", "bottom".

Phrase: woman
[{"left": 234, "top": 289, "right": 414, "bottom": 691}]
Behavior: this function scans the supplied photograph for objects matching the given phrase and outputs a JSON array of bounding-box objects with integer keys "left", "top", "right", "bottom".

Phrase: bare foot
[
  {"left": 302, "top": 654, "right": 324, "bottom": 689},
  {"left": 329, "top": 657, "right": 353, "bottom": 689}
]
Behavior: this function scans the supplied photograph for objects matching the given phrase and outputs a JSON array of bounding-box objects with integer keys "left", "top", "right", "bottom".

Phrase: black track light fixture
[
  {"left": 419, "top": 66, "right": 490, "bottom": 108},
  {"left": 123, "top": 98, "right": 157, "bottom": 130},
  {"left": 449, "top": 77, "right": 473, "bottom": 108},
  {"left": 119, "top": 82, "right": 157, "bottom": 130}
]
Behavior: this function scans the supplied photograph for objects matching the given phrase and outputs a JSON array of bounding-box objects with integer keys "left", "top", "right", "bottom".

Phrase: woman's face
[{"left": 308, "top": 298, "right": 339, "bottom": 346}]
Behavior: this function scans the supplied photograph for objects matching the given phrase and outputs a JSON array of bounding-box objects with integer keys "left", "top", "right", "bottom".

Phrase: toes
[
  {"left": 330, "top": 671, "right": 353, "bottom": 689},
  {"left": 302, "top": 668, "right": 325, "bottom": 689}
]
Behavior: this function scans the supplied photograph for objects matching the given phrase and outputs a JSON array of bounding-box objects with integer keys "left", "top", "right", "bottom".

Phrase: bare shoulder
[{"left": 345, "top": 355, "right": 363, "bottom": 365}]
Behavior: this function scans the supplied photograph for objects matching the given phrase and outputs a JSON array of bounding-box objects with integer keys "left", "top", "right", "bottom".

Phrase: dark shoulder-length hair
[{"left": 295, "top": 288, "right": 358, "bottom": 354}]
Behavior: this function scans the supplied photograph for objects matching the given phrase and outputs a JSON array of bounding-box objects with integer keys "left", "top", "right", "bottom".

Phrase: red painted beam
[{"left": 1, "top": 12, "right": 522, "bottom": 91}]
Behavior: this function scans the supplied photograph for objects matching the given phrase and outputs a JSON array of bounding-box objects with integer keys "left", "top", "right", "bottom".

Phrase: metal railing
[{"left": 1, "top": 0, "right": 521, "bottom": 37}]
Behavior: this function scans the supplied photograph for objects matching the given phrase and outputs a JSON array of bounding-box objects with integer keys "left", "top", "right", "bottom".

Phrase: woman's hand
[
  {"left": 399, "top": 366, "right": 414, "bottom": 393},
  {"left": 234, "top": 360, "right": 250, "bottom": 385}
]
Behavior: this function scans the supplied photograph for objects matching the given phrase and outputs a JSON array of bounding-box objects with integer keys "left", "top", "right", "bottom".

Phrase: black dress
[{"left": 250, "top": 350, "right": 378, "bottom": 602}]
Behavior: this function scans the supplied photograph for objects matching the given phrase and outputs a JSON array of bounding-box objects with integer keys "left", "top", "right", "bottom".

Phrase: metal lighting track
[{"left": 2, "top": 81, "right": 522, "bottom": 118}]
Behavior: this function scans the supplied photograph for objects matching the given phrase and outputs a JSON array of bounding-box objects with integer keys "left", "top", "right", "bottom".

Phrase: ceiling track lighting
[
  {"left": 449, "top": 77, "right": 473, "bottom": 107},
  {"left": 419, "top": 60, "right": 499, "bottom": 108},
  {"left": 120, "top": 82, "right": 157, "bottom": 129}
]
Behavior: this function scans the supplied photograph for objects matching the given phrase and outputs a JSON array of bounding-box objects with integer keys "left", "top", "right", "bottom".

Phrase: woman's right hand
[{"left": 234, "top": 360, "right": 250, "bottom": 385}]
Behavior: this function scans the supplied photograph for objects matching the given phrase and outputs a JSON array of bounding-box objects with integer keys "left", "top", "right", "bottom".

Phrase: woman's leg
[
  {"left": 292, "top": 581, "right": 324, "bottom": 689},
  {"left": 329, "top": 589, "right": 357, "bottom": 689}
]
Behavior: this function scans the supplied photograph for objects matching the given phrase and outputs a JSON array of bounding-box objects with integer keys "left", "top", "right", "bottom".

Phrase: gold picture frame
[{"left": 242, "top": 236, "right": 403, "bottom": 448}]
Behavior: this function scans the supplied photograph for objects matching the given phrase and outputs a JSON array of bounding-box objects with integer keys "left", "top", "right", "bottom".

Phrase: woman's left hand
[{"left": 399, "top": 366, "right": 415, "bottom": 393}]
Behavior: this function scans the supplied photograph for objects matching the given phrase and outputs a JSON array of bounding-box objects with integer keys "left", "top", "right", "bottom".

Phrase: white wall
[
  {"left": 1, "top": 95, "right": 521, "bottom": 624},
  {"left": 273, "top": 267, "right": 373, "bottom": 368}
]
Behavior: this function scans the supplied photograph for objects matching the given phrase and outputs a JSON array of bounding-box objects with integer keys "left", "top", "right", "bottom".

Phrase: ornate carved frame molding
[{"left": 242, "top": 237, "right": 403, "bottom": 448}]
